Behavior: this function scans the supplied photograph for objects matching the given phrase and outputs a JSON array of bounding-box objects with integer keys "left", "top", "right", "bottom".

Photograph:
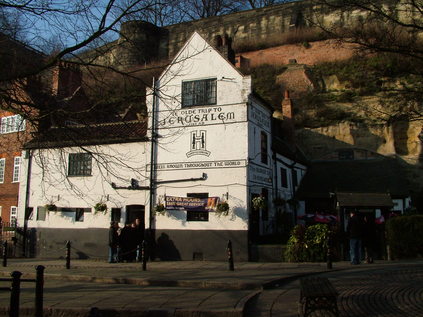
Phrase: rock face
[{"left": 296, "top": 120, "right": 423, "bottom": 190}]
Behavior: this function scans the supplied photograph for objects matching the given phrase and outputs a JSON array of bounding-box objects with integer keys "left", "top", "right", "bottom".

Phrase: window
[
  {"left": 60, "top": 207, "right": 91, "bottom": 222},
  {"left": 37, "top": 206, "right": 46, "bottom": 221},
  {"left": 12, "top": 156, "right": 21, "bottom": 182},
  {"left": 0, "top": 158, "right": 4, "bottom": 183},
  {"left": 68, "top": 153, "right": 92, "bottom": 176},
  {"left": 111, "top": 208, "right": 121, "bottom": 223},
  {"left": 10, "top": 206, "right": 17, "bottom": 226},
  {"left": 261, "top": 132, "right": 268, "bottom": 164},
  {"left": 186, "top": 193, "right": 209, "bottom": 222},
  {"left": 280, "top": 168, "right": 288, "bottom": 188},
  {"left": 0, "top": 115, "right": 25, "bottom": 134},
  {"left": 338, "top": 149, "right": 354, "bottom": 160},
  {"left": 292, "top": 169, "right": 298, "bottom": 187},
  {"left": 182, "top": 78, "right": 217, "bottom": 107}
]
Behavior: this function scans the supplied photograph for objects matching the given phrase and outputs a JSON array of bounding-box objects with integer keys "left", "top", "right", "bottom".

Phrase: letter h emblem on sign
[{"left": 186, "top": 130, "right": 211, "bottom": 157}]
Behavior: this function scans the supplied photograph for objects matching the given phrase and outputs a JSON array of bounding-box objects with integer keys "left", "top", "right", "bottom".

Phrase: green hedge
[
  {"left": 284, "top": 224, "right": 330, "bottom": 262},
  {"left": 386, "top": 215, "right": 423, "bottom": 259}
]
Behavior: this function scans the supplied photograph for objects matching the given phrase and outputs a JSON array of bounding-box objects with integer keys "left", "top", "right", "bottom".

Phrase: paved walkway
[{"left": 0, "top": 259, "right": 421, "bottom": 316}]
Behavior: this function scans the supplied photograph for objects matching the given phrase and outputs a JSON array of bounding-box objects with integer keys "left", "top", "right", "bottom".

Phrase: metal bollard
[
  {"left": 35, "top": 265, "right": 45, "bottom": 317},
  {"left": 3, "top": 240, "right": 7, "bottom": 267},
  {"left": 65, "top": 241, "right": 71, "bottom": 269},
  {"left": 10, "top": 271, "right": 22, "bottom": 317},
  {"left": 227, "top": 240, "right": 234, "bottom": 271},
  {"left": 141, "top": 240, "right": 147, "bottom": 271},
  {"left": 326, "top": 236, "right": 332, "bottom": 270}
]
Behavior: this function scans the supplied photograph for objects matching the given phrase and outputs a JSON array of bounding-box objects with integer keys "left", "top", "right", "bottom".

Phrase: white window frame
[
  {"left": 0, "top": 115, "right": 26, "bottom": 134},
  {"left": 10, "top": 206, "right": 17, "bottom": 225},
  {"left": 0, "top": 158, "right": 5, "bottom": 183},
  {"left": 12, "top": 156, "right": 21, "bottom": 182},
  {"left": 0, "top": 206, "right": 2, "bottom": 217}
]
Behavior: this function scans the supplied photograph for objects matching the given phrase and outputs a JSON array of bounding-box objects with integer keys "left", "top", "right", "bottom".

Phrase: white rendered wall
[{"left": 19, "top": 142, "right": 149, "bottom": 229}]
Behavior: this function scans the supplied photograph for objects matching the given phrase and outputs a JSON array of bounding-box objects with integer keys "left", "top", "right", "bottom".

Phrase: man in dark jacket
[
  {"left": 108, "top": 221, "right": 119, "bottom": 263},
  {"left": 347, "top": 211, "right": 362, "bottom": 265}
]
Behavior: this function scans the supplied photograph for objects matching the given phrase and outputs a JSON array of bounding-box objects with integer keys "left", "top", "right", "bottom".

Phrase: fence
[{"left": 0, "top": 266, "right": 44, "bottom": 317}]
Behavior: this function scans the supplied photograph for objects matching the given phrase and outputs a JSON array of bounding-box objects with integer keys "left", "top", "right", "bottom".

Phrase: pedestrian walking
[
  {"left": 347, "top": 210, "right": 362, "bottom": 265},
  {"left": 108, "top": 221, "right": 119, "bottom": 263}
]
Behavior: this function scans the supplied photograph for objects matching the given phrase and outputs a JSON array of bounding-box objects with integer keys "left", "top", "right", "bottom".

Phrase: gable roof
[
  {"left": 158, "top": 31, "right": 245, "bottom": 82},
  {"left": 25, "top": 120, "right": 148, "bottom": 149},
  {"left": 296, "top": 157, "right": 410, "bottom": 199}
]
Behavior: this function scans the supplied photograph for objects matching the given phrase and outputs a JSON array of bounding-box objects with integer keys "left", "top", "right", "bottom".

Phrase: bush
[
  {"left": 386, "top": 215, "right": 423, "bottom": 259},
  {"left": 285, "top": 224, "right": 331, "bottom": 262}
]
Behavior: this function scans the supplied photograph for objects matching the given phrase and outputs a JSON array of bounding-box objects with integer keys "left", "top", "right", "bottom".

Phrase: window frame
[
  {"left": 12, "top": 156, "right": 21, "bottom": 183},
  {"left": 10, "top": 206, "right": 17, "bottom": 226},
  {"left": 182, "top": 78, "right": 217, "bottom": 107},
  {"left": 0, "top": 158, "right": 5, "bottom": 183},
  {"left": 36, "top": 206, "right": 46, "bottom": 221},
  {"left": 68, "top": 153, "right": 92, "bottom": 177},
  {"left": 186, "top": 193, "right": 209, "bottom": 222},
  {"left": 0, "top": 115, "right": 25, "bottom": 134},
  {"left": 280, "top": 167, "right": 288, "bottom": 188}
]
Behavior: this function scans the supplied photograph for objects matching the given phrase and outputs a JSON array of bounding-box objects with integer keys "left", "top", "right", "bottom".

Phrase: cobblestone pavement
[
  {"left": 330, "top": 264, "right": 423, "bottom": 317},
  {"left": 246, "top": 263, "right": 423, "bottom": 317}
]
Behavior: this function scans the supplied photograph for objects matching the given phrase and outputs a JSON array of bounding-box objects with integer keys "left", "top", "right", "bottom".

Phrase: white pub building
[{"left": 18, "top": 32, "right": 306, "bottom": 261}]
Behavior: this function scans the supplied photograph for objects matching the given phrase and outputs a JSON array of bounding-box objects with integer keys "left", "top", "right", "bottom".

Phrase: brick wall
[{"left": 0, "top": 110, "right": 32, "bottom": 223}]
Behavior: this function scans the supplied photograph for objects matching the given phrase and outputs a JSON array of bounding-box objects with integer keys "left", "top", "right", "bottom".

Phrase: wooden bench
[{"left": 299, "top": 276, "right": 339, "bottom": 317}]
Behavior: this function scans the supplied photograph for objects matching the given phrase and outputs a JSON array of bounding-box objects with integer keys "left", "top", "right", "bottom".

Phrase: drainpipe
[
  {"left": 147, "top": 79, "right": 158, "bottom": 257},
  {"left": 22, "top": 149, "right": 33, "bottom": 257}
]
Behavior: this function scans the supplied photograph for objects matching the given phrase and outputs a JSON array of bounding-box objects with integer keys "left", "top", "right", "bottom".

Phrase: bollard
[
  {"left": 10, "top": 271, "right": 22, "bottom": 317},
  {"left": 65, "top": 241, "right": 71, "bottom": 269},
  {"left": 227, "top": 240, "right": 234, "bottom": 271},
  {"left": 141, "top": 240, "right": 147, "bottom": 271},
  {"left": 35, "top": 265, "right": 45, "bottom": 317},
  {"left": 3, "top": 240, "right": 7, "bottom": 267}
]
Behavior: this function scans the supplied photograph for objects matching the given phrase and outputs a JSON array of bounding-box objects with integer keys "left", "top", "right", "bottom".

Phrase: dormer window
[{"left": 182, "top": 78, "right": 217, "bottom": 107}]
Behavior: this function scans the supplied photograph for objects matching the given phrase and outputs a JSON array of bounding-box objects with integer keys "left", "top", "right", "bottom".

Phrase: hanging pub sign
[{"left": 165, "top": 196, "right": 219, "bottom": 211}]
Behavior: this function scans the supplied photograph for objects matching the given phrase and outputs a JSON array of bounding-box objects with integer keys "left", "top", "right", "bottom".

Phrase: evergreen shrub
[
  {"left": 285, "top": 224, "right": 330, "bottom": 262},
  {"left": 386, "top": 215, "right": 423, "bottom": 259}
]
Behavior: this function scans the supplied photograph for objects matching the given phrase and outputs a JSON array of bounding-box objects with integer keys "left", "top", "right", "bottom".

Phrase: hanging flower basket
[
  {"left": 216, "top": 201, "right": 230, "bottom": 216},
  {"left": 154, "top": 203, "right": 166, "bottom": 216},
  {"left": 252, "top": 196, "right": 266, "bottom": 210},
  {"left": 94, "top": 202, "right": 108, "bottom": 214},
  {"left": 45, "top": 204, "right": 57, "bottom": 212}
]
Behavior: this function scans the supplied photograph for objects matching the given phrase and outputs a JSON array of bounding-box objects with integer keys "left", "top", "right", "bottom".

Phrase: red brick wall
[
  {"left": 236, "top": 40, "right": 360, "bottom": 67},
  {"left": 0, "top": 110, "right": 32, "bottom": 222}
]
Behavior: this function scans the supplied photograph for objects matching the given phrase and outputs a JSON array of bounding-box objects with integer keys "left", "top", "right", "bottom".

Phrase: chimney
[
  {"left": 51, "top": 61, "right": 82, "bottom": 98},
  {"left": 282, "top": 90, "right": 293, "bottom": 120},
  {"left": 281, "top": 90, "right": 295, "bottom": 148},
  {"left": 215, "top": 34, "right": 235, "bottom": 64}
]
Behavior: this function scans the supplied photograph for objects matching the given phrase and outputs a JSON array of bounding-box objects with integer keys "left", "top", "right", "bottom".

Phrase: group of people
[
  {"left": 108, "top": 219, "right": 144, "bottom": 263},
  {"left": 347, "top": 210, "right": 376, "bottom": 265}
]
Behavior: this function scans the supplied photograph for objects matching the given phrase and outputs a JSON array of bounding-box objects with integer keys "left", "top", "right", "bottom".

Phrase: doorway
[{"left": 126, "top": 205, "right": 145, "bottom": 228}]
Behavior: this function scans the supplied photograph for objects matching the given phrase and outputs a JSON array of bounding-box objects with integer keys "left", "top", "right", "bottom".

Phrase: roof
[
  {"left": 296, "top": 157, "right": 410, "bottom": 199},
  {"left": 25, "top": 120, "right": 148, "bottom": 149},
  {"left": 272, "top": 135, "right": 308, "bottom": 165},
  {"left": 336, "top": 192, "right": 393, "bottom": 207}
]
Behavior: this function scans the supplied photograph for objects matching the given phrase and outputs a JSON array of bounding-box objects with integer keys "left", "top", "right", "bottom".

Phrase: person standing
[
  {"left": 108, "top": 221, "right": 119, "bottom": 263},
  {"left": 347, "top": 210, "right": 362, "bottom": 265},
  {"left": 363, "top": 216, "right": 375, "bottom": 263}
]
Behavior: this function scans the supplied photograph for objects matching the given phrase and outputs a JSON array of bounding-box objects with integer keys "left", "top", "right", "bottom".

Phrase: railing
[{"left": 0, "top": 265, "right": 45, "bottom": 317}]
